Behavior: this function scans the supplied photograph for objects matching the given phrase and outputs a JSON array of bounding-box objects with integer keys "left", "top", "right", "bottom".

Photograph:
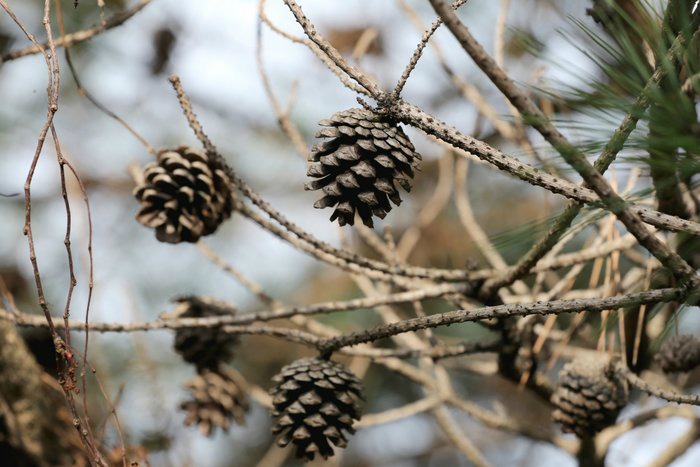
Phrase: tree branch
[
  {"left": 319, "top": 287, "right": 685, "bottom": 352},
  {"left": 0, "top": 0, "right": 152, "bottom": 63}
]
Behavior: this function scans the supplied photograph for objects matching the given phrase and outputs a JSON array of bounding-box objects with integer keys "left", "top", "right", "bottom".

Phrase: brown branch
[
  {"left": 396, "top": 99, "right": 700, "bottom": 236},
  {"left": 0, "top": 0, "right": 107, "bottom": 462},
  {"left": 392, "top": 0, "right": 469, "bottom": 96},
  {"left": 63, "top": 45, "right": 155, "bottom": 154},
  {"left": 197, "top": 241, "right": 278, "bottom": 307},
  {"left": 619, "top": 365, "right": 700, "bottom": 406},
  {"left": 357, "top": 395, "right": 443, "bottom": 427},
  {"left": 0, "top": 307, "right": 502, "bottom": 362},
  {"left": 0, "top": 0, "right": 152, "bottom": 63},
  {"left": 648, "top": 419, "right": 700, "bottom": 467},
  {"left": 256, "top": 3, "right": 308, "bottom": 160},
  {"left": 427, "top": 0, "right": 698, "bottom": 283},
  {"left": 279, "top": 1, "right": 700, "bottom": 241},
  {"left": 319, "top": 287, "right": 685, "bottom": 352},
  {"left": 166, "top": 75, "right": 477, "bottom": 285},
  {"left": 1, "top": 281, "right": 468, "bottom": 330},
  {"left": 597, "top": 404, "right": 698, "bottom": 456},
  {"left": 282, "top": 0, "right": 382, "bottom": 97}
]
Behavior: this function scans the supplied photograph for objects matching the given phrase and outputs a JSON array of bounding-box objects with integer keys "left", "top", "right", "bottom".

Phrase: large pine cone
[
  {"left": 551, "top": 357, "right": 628, "bottom": 437},
  {"left": 133, "top": 146, "right": 234, "bottom": 243},
  {"left": 656, "top": 334, "right": 700, "bottom": 373},
  {"left": 167, "top": 296, "right": 238, "bottom": 371},
  {"left": 270, "top": 357, "right": 363, "bottom": 461},
  {"left": 180, "top": 366, "right": 249, "bottom": 436},
  {"left": 305, "top": 108, "right": 421, "bottom": 227}
]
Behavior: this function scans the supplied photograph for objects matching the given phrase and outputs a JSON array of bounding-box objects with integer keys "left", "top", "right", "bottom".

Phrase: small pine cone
[
  {"left": 133, "top": 146, "right": 234, "bottom": 243},
  {"left": 656, "top": 334, "right": 700, "bottom": 373},
  {"left": 167, "top": 296, "right": 238, "bottom": 371},
  {"left": 270, "top": 357, "right": 364, "bottom": 461},
  {"left": 180, "top": 366, "right": 249, "bottom": 436},
  {"left": 551, "top": 357, "right": 628, "bottom": 437},
  {"left": 305, "top": 108, "right": 421, "bottom": 227}
]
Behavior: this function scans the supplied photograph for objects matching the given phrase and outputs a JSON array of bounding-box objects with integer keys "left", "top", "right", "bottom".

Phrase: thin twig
[
  {"left": 357, "top": 395, "right": 443, "bottom": 427},
  {"left": 0, "top": 0, "right": 152, "bottom": 63},
  {"left": 1, "top": 0, "right": 106, "bottom": 462},
  {"left": 396, "top": 151, "right": 454, "bottom": 259},
  {"left": 283, "top": 0, "right": 381, "bottom": 97},
  {"left": 196, "top": 241, "right": 278, "bottom": 307},
  {"left": 396, "top": 99, "right": 700, "bottom": 236},
  {"left": 433, "top": 405, "right": 492, "bottom": 467},
  {"left": 256, "top": 2, "right": 308, "bottom": 159},
  {"left": 619, "top": 365, "right": 700, "bottom": 406},
  {"left": 392, "top": 0, "right": 469, "bottom": 96},
  {"left": 454, "top": 156, "right": 530, "bottom": 299}
]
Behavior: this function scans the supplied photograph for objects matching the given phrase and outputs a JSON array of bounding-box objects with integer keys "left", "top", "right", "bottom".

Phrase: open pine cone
[
  {"left": 551, "top": 357, "right": 628, "bottom": 437},
  {"left": 305, "top": 108, "right": 421, "bottom": 227},
  {"left": 270, "top": 357, "right": 364, "bottom": 461},
  {"left": 167, "top": 296, "right": 238, "bottom": 371},
  {"left": 180, "top": 366, "right": 249, "bottom": 436},
  {"left": 133, "top": 146, "right": 234, "bottom": 243}
]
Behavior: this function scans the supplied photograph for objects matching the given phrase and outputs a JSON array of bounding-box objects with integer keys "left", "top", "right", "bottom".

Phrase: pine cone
[
  {"left": 133, "top": 146, "right": 234, "bottom": 243},
  {"left": 551, "top": 357, "right": 627, "bottom": 437},
  {"left": 305, "top": 108, "right": 421, "bottom": 227},
  {"left": 180, "top": 366, "right": 249, "bottom": 436},
  {"left": 167, "top": 296, "right": 238, "bottom": 371},
  {"left": 656, "top": 334, "right": 700, "bottom": 373},
  {"left": 270, "top": 357, "right": 363, "bottom": 461}
]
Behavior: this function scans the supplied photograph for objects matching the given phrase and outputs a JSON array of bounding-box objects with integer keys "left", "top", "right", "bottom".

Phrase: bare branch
[
  {"left": 619, "top": 365, "right": 700, "bottom": 406},
  {"left": 320, "top": 287, "right": 685, "bottom": 352},
  {"left": 427, "top": 0, "right": 698, "bottom": 282},
  {"left": 1, "top": 0, "right": 152, "bottom": 63}
]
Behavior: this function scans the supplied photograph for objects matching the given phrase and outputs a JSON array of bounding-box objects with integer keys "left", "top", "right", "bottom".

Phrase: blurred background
[{"left": 1, "top": 0, "right": 699, "bottom": 465}]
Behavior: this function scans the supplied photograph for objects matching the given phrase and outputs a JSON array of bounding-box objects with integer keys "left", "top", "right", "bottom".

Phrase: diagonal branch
[
  {"left": 1, "top": 0, "right": 152, "bottom": 63},
  {"left": 479, "top": 34, "right": 691, "bottom": 298},
  {"left": 396, "top": 99, "right": 700, "bottom": 236},
  {"left": 618, "top": 365, "right": 700, "bottom": 406},
  {"left": 281, "top": 0, "right": 700, "bottom": 241},
  {"left": 428, "top": 0, "right": 697, "bottom": 282}
]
